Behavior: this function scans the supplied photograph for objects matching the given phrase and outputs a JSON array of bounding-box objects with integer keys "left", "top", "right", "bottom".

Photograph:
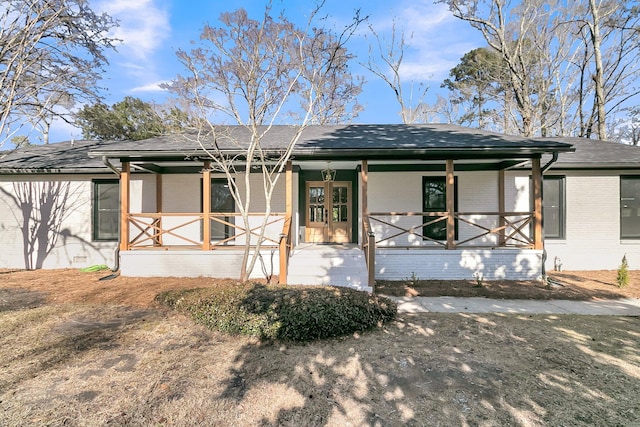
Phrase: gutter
[
  {"left": 102, "top": 156, "right": 121, "bottom": 176},
  {"left": 102, "top": 156, "right": 121, "bottom": 273},
  {"left": 541, "top": 151, "right": 558, "bottom": 173}
]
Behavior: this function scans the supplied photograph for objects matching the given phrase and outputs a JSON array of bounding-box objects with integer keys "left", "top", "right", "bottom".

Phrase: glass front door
[{"left": 305, "top": 181, "right": 351, "bottom": 243}]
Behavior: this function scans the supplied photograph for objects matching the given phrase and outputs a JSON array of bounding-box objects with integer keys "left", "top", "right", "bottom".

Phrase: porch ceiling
[{"left": 124, "top": 158, "right": 528, "bottom": 174}]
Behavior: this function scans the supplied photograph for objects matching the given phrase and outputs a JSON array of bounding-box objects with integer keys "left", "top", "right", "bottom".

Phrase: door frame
[
  {"left": 304, "top": 180, "right": 352, "bottom": 243},
  {"left": 298, "top": 169, "right": 358, "bottom": 244}
]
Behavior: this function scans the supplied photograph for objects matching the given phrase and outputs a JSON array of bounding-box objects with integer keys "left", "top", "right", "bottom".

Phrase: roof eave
[
  {"left": 90, "top": 145, "right": 575, "bottom": 162},
  {"left": 0, "top": 169, "right": 115, "bottom": 175}
]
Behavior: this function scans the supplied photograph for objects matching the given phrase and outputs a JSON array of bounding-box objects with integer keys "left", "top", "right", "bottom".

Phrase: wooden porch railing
[
  {"left": 455, "top": 212, "right": 534, "bottom": 247},
  {"left": 368, "top": 211, "right": 535, "bottom": 248},
  {"left": 362, "top": 216, "right": 376, "bottom": 288},
  {"left": 279, "top": 215, "right": 292, "bottom": 284},
  {"left": 126, "top": 212, "right": 286, "bottom": 250}
]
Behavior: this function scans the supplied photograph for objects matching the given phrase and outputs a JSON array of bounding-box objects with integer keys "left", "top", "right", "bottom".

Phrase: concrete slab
[{"left": 391, "top": 296, "right": 640, "bottom": 316}]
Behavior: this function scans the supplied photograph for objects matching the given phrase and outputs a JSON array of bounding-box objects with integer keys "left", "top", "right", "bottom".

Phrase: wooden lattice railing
[
  {"left": 367, "top": 211, "right": 534, "bottom": 249},
  {"left": 126, "top": 212, "right": 286, "bottom": 250}
]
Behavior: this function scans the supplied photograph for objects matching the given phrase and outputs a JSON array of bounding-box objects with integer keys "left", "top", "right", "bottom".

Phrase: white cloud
[
  {"left": 98, "top": 0, "right": 171, "bottom": 62},
  {"left": 367, "top": 0, "right": 480, "bottom": 82},
  {"left": 130, "top": 81, "right": 171, "bottom": 93}
]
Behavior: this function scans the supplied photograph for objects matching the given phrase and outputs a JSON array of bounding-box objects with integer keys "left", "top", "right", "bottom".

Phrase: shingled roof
[
  {"left": 87, "top": 124, "right": 573, "bottom": 161},
  {"left": 0, "top": 140, "right": 118, "bottom": 174},
  {"left": 8, "top": 124, "right": 638, "bottom": 174},
  {"left": 549, "top": 137, "right": 640, "bottom": 169}
]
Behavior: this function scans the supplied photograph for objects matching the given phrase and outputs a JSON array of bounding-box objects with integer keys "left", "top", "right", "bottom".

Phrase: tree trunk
[{"left": 589, "top": 0, "right": 607, "bottom": 140}]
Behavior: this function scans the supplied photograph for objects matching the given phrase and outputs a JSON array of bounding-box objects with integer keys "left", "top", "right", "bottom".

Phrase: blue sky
[{"left": 52, "top": 0, "right": 482, "bottom": 141}]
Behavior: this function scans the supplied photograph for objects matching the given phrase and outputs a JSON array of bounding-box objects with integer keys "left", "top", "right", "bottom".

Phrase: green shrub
[
  {"left": 617, "top": 255, "right": 630, "bottom": 288},
  {"left": 156, "top": 283, "right": 397, "bottom": 342}
]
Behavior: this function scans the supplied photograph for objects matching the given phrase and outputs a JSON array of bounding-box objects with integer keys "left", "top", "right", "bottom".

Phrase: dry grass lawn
[{"left": 1, "top": 269, "right": 640, "bottom": 426}]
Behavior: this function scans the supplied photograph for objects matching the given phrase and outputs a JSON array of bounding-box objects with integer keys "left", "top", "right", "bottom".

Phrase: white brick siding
[
  {"left": 154, "top": 173, "right": 289, "bottom": 247},
  {"left": 0, "top": 174, "right": 125, "bottom": 269},
  {"left": 504, "top": 170, "right": 640, "bottom": 271},
  {"left": 367, "top": 171, "right": 505, "bottom": 247},
  {"left": 375, "top": 248, "right": 542, "bottom": 281},
  {"left": 543, "top": 171, "right": 640, "bottom": 271},
  {"left": 120, "top": 249, "right": 280, "bottom": 279}
]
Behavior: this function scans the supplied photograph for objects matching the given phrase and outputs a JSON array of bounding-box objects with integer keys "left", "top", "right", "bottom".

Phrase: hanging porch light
[{"left": 321, "top": 161, "right": 336, "bottom": 182}]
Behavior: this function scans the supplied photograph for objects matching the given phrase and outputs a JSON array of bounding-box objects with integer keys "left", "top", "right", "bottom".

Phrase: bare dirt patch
[
  {"left": 376, "top": 270, "right": 640, "bottom": 300},
  {"left": 1, "top": 269, "right": 640, "bottom": 426},
  {"left": 0, "top": 268, "right": 247, "bottom": 308},
  {"left": 3, "top": 269, "right": 640, "bottom": 308}
]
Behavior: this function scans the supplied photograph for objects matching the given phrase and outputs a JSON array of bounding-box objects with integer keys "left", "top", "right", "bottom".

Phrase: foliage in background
[
  {"left": 442, "top": 47, "right": 507, "bottom": 130},
  {"left": 156, "top": 283, "right": 397, "bottom": 342},
  {"left": 75, "top": 97, "right": 196, "bottom": 141},
  {"left": 431, "top": 0, "right": 640, "bottom": 139},
  {"left": 364, "top": 19, "right": 430, "bottom": 124}
]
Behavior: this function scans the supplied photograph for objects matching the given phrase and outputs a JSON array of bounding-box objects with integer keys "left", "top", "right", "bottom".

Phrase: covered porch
[
  {"left": 111, "top": 158, "right": 545, "bottom": 287},
  {"left": 89, "top": 124, "right": 573, "bottom": 288}
]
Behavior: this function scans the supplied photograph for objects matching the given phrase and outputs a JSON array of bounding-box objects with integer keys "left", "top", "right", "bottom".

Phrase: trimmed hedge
[{"left": 155, "top": 283, "right": 397, "bottom": 342}]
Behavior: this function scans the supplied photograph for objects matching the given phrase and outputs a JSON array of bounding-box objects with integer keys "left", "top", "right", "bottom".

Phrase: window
[
  {"left": 621, "top": 176, "right": 640, "bottom": 239},
  {"left": 543, "top": 176, "right": 565, "bottom": 239},
  {"left": 202, "top": 179, "right": 235, "bottom": 240},
  {"left": 422, "top": 176, "right": 457, "bottom": 240},
  {"left": 93, "top": 180, "right": 119, "bottom": 241}
]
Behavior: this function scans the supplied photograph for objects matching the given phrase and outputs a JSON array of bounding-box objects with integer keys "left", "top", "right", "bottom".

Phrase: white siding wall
[
  {"left": 159, "top": 172, "right": 289, "bottom": 247},
  {"left": 375, "top": 248, "right": 542, "bottom": 281},
  {"left": 368, "top": 171, "right": 423, "bottom": 246},
  {"left": 505, "top": 170, "right": 640, "bottom": 271},
  {"left": 368, "top": 170, "right": 502, "bottom": 247},
  {"left": 543, "top": 171, "right": 640, "bottom": 271},
  {"left": 365, "top": 170, "right": 542, "bottom": 280},
  {"left": 122, "top": 171, "right": 292, "bottom": 279},
  {"left": 161, "top": 174, "right": 201, "bottom": 245},
  {"left": 458, "top": 170, "right": 500, "bottom": 246},
  {"left": 121, "top": 249, "right": 281, "bottom": 279},
  {"left": 0, "top": 174, "right": 154, "bottom": 270}
]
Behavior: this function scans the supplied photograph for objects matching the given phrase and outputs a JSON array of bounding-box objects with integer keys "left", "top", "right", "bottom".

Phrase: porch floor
[{"left": 287, "top": 244, "right": 371, "bottom": 292}]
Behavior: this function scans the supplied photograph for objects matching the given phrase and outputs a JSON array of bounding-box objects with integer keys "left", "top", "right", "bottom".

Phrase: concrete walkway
[{"left": 391, "top": 296, "right": 640, "bottom": 316}]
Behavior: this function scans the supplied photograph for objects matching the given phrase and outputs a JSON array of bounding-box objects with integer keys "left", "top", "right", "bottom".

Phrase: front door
[{"left": 305, "top": 181, "right": 352, "bottom": 243}]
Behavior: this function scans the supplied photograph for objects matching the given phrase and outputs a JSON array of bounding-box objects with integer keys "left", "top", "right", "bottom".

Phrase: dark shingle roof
[
  {"left": 549, "top": 137, "right": 640, "bottom": 168},
  {"left": 0, "top": 140, "right": 118, "bottom": 173},
  {"left": 88, "top": 124, "right": 574, "bottom": 161},
  {"left": 8, "top": 124, "right": 639, "bottom": 174}
]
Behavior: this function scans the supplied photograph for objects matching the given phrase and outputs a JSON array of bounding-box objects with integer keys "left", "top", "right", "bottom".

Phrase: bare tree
[
  {"left": 439, "top": 0, "right": 551, "bottom": 136},
  {"left": 573, "top": 0, "right": 640, "bottom": 140},
  {"left": 166, "top": 5, "right": 364, "bottom": 282},
  {"left": 364, "top": 20, "right": 430, "bottom": 124},
  {"left": 610, "top": 107, "right": 640, "bottom": 145},
  {"left": 440, "top": 0, "right": 640, "bottom": 140},
  {"left": 0, "top": 0, "right": 117, "bottom": 146}
]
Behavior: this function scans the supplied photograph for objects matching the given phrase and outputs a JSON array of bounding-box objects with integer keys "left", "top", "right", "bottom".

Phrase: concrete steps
[{"left": 286, "top": 244, "right": 372, "bottom": 292}]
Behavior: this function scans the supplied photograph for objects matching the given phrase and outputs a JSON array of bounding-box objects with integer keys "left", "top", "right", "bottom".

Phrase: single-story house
[{"left": 0, "top": 124, "right": 637, "bottom": 291}]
